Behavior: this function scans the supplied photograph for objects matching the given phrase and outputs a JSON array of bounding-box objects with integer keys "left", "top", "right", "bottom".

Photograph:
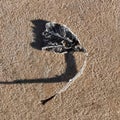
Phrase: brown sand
[{"left": 1, "top": 0, "right": 120, "bottom": 120}]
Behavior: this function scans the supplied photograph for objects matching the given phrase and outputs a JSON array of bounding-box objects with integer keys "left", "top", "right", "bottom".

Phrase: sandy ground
[{"left": 1, "top": 0, "right": 120, "bottom": 120}]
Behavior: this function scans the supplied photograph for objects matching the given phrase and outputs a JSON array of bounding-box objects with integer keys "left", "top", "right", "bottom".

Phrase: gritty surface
[{"left": 0, "top": 0, "right": 120, "bottom": 120}]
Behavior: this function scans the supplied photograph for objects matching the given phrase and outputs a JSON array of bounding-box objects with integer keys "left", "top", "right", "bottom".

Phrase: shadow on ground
[{"left": 0, "top": 19, "right": 77, "bottom": 84}]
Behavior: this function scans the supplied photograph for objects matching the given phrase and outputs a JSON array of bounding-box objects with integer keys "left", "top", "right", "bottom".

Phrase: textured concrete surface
[{"left": 1, "top": 0, "right": 120, "bottom": 120}]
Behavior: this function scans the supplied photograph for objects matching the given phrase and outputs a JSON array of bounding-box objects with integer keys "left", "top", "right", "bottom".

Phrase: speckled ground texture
[{"left": 1, "top": 0, "right": 120, "bottom": 120}]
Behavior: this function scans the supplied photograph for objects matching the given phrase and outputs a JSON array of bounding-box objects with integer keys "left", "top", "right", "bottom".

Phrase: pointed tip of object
[{"left": 41, "top": 94, "right": 56, "bottom": 105}]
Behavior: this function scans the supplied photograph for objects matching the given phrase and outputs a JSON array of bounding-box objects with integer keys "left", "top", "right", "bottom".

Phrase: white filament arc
[{"left": 41, "top": 52, "right": 88, "bottom": 105}]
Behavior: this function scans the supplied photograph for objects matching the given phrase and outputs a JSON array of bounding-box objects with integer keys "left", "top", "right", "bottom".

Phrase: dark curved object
[{"left": 0, "top": 19, "right": 77, "bottom": 84}]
